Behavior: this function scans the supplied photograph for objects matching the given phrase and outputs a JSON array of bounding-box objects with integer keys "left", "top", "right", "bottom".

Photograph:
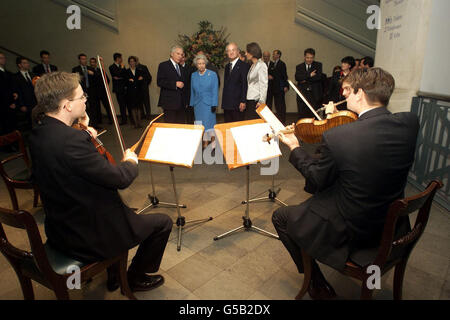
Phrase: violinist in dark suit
[
  {"left": 222, "top": 42, "right": 250, "bottom": 123},
  {"left": 72, "top": 54, "right": 99, "bottom": 129},
  {"left": 267, "top": 50, "right": 289, "bottom": 124},
  {"left": 157, "top": 45, "right": 186, "bottom": 124},
  {"left": 12, "top": 57, "right": 37, "bottom": 131},
  {"left": 0, "top": 52, "right": 17, "bottom": 134},
  {"left": 109, "top": 53, "right": 129, "bottom": 125},
  {"left": 89, "top": 57, "right": 112, "bottom": 125},
  {"left": 32, "top": 50, "right": 58, "bottom": 76},
  {"left": 295, "top": 48, "right": 323, "bottom": 119},
  {"left": 273, "top": 68, "right": 419, "bottom": 299},
  {"left": 30, "top": 72, "right": 172, "bottom": 292},
  {"left": 125, "top": 56, "right": 145, "bottom": 128},
  {"left": 136, "top": 58, "right": 152, "bottom": 120}
]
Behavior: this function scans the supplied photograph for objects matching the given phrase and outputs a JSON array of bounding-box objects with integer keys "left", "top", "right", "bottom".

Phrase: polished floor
[{"left": 0, "top": 114, "right": 449, "bottom": 300}]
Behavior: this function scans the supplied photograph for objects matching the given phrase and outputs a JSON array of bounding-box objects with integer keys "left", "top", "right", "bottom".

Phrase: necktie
[
  {"left": 25, "top": 72, "right": 31, "bottom": 83},
  {"left": 175, "top": 63, "right": 181, "bottom": 77},
  {"left": 306, "top": 64, "right": 310, "bottom": 72},
  {"left": 83, "top": 66, "right": 89, "bottom": 88},
  {"left": 46, "top": 65, "right": 50, "bottom": 73}
]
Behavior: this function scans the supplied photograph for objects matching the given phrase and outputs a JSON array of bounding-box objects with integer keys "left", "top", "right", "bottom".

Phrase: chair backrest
[
  {"left": 373, "top": 180, "right": 443, "bottom": 268},
  {"left": 0, "top": 130, "right": 30, "bottom": 166},
  {"left": 0, "top": 207, "right": 56, "bottom": 280}
]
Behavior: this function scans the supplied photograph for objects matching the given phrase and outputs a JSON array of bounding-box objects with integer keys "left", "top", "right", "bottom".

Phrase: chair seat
[
  {"left": 349, "top": 244, "right": 406, "bottom": 268},
  {"left": 21, "top": 243, "right": 87, "bottom": 279},
  {"left": 11, "top": 169, "right": 31, "bottom": 182}
]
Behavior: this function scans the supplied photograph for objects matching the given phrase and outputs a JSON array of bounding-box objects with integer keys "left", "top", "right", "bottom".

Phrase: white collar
[
  {"left": 170, "top": 58, "right": 179, "bottom": 69},
  {"left": 230, "top": 57, "right": 239, "bottom": 67},
  {"left": 358, "top": 107, "right": 379, "bottom": 118},
  {"left": 0, "top": 66, "right": 4, "bottom": 72}
]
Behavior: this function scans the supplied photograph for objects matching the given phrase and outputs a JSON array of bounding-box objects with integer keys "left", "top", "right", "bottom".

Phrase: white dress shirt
[
  {"left": 20, "top": 70, "right": 32, "bottom": 82},
  {"left": 358, "top": 107, "right": 380, "bottom": 118},
  {"left": 246, "top": 59, "right": 268, "bottom": 103},
  {"left": 230, "top": 57, "right": 239, "bottom": 71}
]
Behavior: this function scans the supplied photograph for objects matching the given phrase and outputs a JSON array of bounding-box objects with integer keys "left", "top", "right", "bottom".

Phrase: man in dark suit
[
  {"left": 72, "top": 54, "right": 100, "bottom": 129},
  {"left": 12, "top": 57, "right": 37, "bottom": 131},
  {"left": 90, "top": 57, "right": 112, "bottom": 124},
  {"left": 157, "top": 45, "right": 187, "bottom": 124},
  {"left": 295, "top": 48, "right": 323, "bottom": 119},
  {"left": 109, "top": 53, "right": 129, "bottom": 125},
  {"left": 30, "top": 72, "right": 172, "bottom": 292},
  {"left": 273, "top": 68, "right": 419, "bottom": 299},
  {"left": 222, "top": 42, "right": 250, "bottom": 123},
  {"left": 0, "top": 52, "right": 17, "bottom": 134},
  {"left": 32, "top": 50, "right": 58, "bottom": 76},
  {"left": 267, "top": 50, "right": 289, "bottom": 124},
  {"left": 136, "top": 57, "right": 152, "bottom": 120}
]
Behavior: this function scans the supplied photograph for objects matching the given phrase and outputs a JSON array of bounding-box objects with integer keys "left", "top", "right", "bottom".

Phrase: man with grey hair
[
  {"left": 157, "top": 45, "right": 187, "bottom": 123},
  {"left": 221, "top": 42, "right": 250, "bottom": 122}
]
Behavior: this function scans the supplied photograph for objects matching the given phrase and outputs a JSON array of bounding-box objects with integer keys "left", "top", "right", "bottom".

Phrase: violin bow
[
  {"left": 97, "top": 55, "right": 126, "bottom": 155},
  {"left": 287, "top": 80, "right": 322, "bottom": 121},
  {"left": 130, "top": 113, "right": 164, "bottom": 153}
]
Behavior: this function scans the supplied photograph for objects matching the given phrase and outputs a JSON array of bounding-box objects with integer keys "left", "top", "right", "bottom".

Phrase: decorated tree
[{"left": 177, "top": 20, "right": 230, "bottom": 69}]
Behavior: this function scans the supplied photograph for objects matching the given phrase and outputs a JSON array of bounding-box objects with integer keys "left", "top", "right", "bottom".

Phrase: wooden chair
[
  {"left": 296, "top": 180, "right": 443, "bottom": 300},
  {"left": 0, "top": 207, "right": 136, "bottom": 300},
  {"left": 0, "top": 131, "right": 39, "bottom": 210}
]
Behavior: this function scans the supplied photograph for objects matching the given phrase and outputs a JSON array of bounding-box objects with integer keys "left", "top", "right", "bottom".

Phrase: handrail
[{"left": 0, "top": 46, "right": 40, "bottom": 65}]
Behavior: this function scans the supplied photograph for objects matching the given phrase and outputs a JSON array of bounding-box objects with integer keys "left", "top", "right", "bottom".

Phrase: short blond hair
[{"left": 33, "top": 72, "right": 80, "bottom": 121}]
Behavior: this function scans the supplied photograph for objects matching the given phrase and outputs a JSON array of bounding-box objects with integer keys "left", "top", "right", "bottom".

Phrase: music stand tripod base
[
  {"left": 241, "top": 175, "right": 287, "bottom": 207},
  {"left": 214, "top": 166, "right": 279, "bottom": 241},
  {"left": 137, "top": 164, "right": 187, "bottom": 215}
]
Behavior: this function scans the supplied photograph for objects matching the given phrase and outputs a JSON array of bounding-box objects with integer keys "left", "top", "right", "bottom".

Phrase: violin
[
  {"left": 287, "top": 80, "right": 358, "bottom": 143},
  {"left": 72, "top": 121, "right": 116, "bottom": 164}
]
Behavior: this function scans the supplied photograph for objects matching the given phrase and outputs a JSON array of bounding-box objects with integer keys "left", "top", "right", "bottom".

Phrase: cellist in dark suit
[
  {"left": 273, "top": 68, "right": 419, "bottom": 299},
  {"left": 29, "top": 72, "right": 172, "bottom": 292},
  {"left": 157, "top": 45, "right": 186, "bottom": 124},
  {"left": 221, "top": 42, "right": 250, "bottom": 123}
]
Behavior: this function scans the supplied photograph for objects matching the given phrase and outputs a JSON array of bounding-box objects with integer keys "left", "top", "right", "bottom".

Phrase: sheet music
[
  {"left": 231, "top": 123, "right": 281, "bottom": 164},
  {"left": 259, "top": 106, "right": 285, "bottom": 134},
  {"left": 145, "top": 127, "right": 203, "bottom": 167}
]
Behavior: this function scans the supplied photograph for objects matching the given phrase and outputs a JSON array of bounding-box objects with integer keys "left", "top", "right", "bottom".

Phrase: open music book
[
  {"left": 231, "top": 123, "right": 281, "bottom": 164},
  {"left": 144, "top": 127, "right": 203, "bottom": 167}
]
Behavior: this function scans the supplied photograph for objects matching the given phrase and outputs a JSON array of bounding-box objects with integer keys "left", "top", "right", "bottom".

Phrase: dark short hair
[
  {"left": 128, "top": 56, "right": 137, "bottom": 63},
  {"left": 40, "top": 50, "right": 50, "bottom": 57},
  {"left": 304, "top": 48, "right": 315, "bottom": 56},
  {"left": 90, "top": 57, "right": 96, "bottom": 62},
  {"left": 343, "top": 68, "right": 395, "bottom": 106},
  {"left": 246, "top": 42, "right": 262, "bottom": 59},
  {"left": 355, "top": 58, "right": 361, "bottom": 63},
  {"left": 78, "top": 53, "right": 87, "bottom": 60},
  {"left": 274, "top": 49, "right": 282, "bottom": 57},
  {"left": 113, "top": 53, "right": 122, "bottom": 61},
  {"left": 341, "top": 56, "right": 356, "bottom": 69},
  {"left": 362, "top": 56, "right": 374, "bottom": 68},
  {"left": 16, "top": 56, "right": 27, "bottom": 65}
]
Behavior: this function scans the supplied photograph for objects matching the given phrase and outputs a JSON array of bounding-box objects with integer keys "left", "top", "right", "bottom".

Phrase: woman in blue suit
[{"left": 190, "top": 54, "right": 218, "bottom": 148}]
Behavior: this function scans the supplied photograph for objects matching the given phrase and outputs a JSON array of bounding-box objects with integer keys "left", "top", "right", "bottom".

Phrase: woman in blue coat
[{"left": 190, "top": 54, "right": 218, "bottom": 148}]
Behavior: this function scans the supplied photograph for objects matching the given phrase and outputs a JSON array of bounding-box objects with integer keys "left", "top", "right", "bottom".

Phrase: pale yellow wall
[{"left": 1, "top": 0, "right": 363, "bottom": 114}]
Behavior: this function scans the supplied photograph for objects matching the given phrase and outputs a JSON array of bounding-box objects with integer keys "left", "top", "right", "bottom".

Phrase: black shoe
[
  {"left": 128, "top": 274, "right": 164, "bottom": 292},
  {"left": 307, "top": 277, "right": 337, "bottom": 300},
  {"left": 107, "top": 273, "right": 119, "bottom": 292}
]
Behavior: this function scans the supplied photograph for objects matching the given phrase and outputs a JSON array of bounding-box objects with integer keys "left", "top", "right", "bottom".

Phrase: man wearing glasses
[{"left": 29, "top": 72, "right": 172, "bottom": 293}]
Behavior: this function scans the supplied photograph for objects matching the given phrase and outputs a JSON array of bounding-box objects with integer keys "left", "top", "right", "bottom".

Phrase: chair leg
[
  {"left": 360, "top": 280, "right": 374, "bottom": 300},
  {"left": 33, "top": 187, "right": 39, "bottom": 207},
  {"left": 53, "top": 282, "right": 70, "bottom": 300},
  {"left": 393, "top": 259, "right": 408, "bottom": 300},
  {"left": 118, "top": 255, "right": 136, "bottom": 300},
  {"left": 295, "top": 249, "right": 312, "bottom": 300},
  {"left": 17, "top": 273, "right": 35, "bottom": 300}
]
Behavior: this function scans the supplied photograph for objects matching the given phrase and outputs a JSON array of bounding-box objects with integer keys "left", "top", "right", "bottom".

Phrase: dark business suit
[
  {"left": 12, "top": 71, "right": 37, "bottom": 131},
  {"left": 91, "top": 67, "right": 113, "bottom": 124},
  {"left": 267, "top": 59, "right": 288, "bottom": 124},
  {"left": 125, "top": 68, "right": 146, "bottom": 127},
  {"left": 328, "top": 71, "right": 348, "bottom": 110},
  {"left": 221, "top": 59, "right": 250, "bottom": 123},
  {"left": 29, "top": 116, "right": 172, "bottom": 273},
  {"left": 72, "top": 65, "right": 99, "bottom": 126},
  {"left": 0, "top": 68, "right": 17, "bottom": 133},
  {"left": 295, "top": 61, "right": 323, "bottom": 119},
  {"left": 109, "top": 63, "right": 129, "bottom": 124},
  {"left": 32, "top": 64, "right": 58, "bottom": 77},
  {"left": 137, "top": 63, "right": 152, "bottom": 119},
  {"left": 157, "top": 59, "right": 186, "bottom": 124},
  {"left": 273, "top": 108, "right": 419, "bottom": 272}
]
